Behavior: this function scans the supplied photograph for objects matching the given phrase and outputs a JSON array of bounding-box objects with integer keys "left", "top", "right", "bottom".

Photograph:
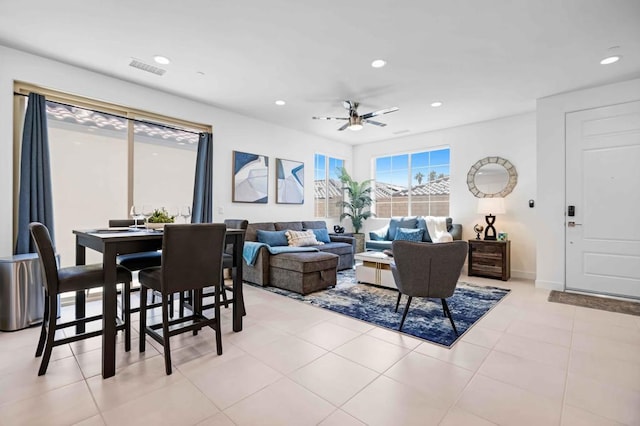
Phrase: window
[
  {"left": 314, "top": 154, "right": 344, "bottom": 217},
  {"left": 14, "top": 84, "right": 209, "bottom": 268},
  {"left": 374, "top": 148, "right": 450, "bottom": 218}
]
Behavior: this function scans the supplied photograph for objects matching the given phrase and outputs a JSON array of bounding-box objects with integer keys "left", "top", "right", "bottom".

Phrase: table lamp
[{"left": 477, "top": 197, "right": 505, "bottom": 240}]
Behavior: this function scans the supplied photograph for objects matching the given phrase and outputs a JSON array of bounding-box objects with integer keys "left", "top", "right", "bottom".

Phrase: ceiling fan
[{"left": 312, "top": 100, "right": 399, "bottom": 131}]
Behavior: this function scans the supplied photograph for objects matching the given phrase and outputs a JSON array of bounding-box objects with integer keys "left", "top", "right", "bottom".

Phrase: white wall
[
  {"left": 352, "top": 112, "right": 538, "bottom": 279},
  {"left": 535, "top": 78, "right": 640, "bottom": 290},
  {"left": 0, "top": 45, "right": 352, "bottom": 257}
]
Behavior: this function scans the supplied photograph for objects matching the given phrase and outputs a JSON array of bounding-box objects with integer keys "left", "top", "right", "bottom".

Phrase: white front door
[{"left": 565, "top": 101, "right": 640, "bottom": 299}]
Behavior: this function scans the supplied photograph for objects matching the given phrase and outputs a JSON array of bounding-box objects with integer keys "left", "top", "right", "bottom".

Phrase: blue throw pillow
[
  {"left": 394, "top": 227, "right": 424, "bottom": 242},
  {"left": 256, "top": 229, "right": 289, "bottom": 246},
  {"left": 388, "top": 217, "right": 418, "bottom": 240},
  {"left": 308, "top": 228, "right": 331, "bottom": 244}
]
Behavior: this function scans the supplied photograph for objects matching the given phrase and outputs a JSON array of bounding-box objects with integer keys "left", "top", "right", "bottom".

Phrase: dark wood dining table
[{"left": 73, "top": 227, "right": 245, "bottom": 379}]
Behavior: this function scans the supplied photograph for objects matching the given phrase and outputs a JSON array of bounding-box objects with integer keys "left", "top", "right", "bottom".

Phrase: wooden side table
[{"left": 468, "top": 239, "right": 511, "bottom": 281}]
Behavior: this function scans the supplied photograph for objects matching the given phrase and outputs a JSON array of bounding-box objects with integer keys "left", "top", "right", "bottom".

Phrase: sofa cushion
[
  {"left": 274, "top": 221, "right": 304, "bottom": 231},
  {"left": 318, "top": 242, "right": 353, "bottom": 256},
  {"left": 246, "top": 222, "right": 276, "bottom": 242},
  {"left": 302, "top": 221, "right": 327, "bottom": 230},
  {"left": 285, "top": 230, "right": 321, "bottom": 247},
  {"left": 257, "top": 229, "right": 289, "bottom": 246},
  {"left": 388, "top": 216, "right": 418, "bottom": 240},
  {"left": 394, "top": 227, "right": 424, "bottom": 242},
  {"left": 309, "top": 228, "right": 331, "bottom": 243}
]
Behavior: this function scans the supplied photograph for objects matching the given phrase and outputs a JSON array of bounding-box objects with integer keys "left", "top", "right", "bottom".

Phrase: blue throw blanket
[{"left": 243, "top": 241, "right": 319, "bottom": 265}]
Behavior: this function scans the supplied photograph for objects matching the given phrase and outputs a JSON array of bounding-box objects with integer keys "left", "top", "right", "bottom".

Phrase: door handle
[{"left": 567, "top": 221, "right": 582, "bottom": 227}]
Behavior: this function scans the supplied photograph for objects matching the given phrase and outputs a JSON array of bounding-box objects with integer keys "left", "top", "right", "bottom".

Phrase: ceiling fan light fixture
[{"left": 348, "top": 116, "right": 363, "bottom": 131}]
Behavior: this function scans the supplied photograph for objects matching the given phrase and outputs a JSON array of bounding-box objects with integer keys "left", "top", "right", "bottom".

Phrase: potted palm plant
[{"left": 336, "top": 167, "right": 374, "bottom": 253}]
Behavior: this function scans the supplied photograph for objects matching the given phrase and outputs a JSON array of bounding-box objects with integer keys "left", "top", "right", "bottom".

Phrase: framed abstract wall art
[
  {"left": 232, "top": 150, "right": 268, "bottom": 203},
  {"left": 276, "top": 158, "right": 304, "bottom": 204}
]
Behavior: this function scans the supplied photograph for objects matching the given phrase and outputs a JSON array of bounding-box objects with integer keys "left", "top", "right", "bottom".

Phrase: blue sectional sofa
[{"left": 366, "top": 216, "right": 462, "bottom": 251}]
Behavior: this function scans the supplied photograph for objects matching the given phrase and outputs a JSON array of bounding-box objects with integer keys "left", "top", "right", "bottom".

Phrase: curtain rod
[{"left": 13, "top": 91, "right": 204, "bottom": 136}]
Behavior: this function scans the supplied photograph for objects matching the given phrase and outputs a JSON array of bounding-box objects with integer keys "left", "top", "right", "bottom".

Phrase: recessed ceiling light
[
  {"left": 371, "top": 59, "right": 386, "bottom": 68},
  {"left": 600, "top": 55, "right": 621, "bottom": 65},
  {"left": 153, "top": 55, "right": 171, "bottom": 65},
  {"left": 275, "top": 100, "right": 286, "bottom": 106},
  {"left": 430, "top": 101, "right": 443, "bottom": 107}
]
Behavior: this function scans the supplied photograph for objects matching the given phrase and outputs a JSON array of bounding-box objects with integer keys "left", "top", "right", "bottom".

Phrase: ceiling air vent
[{"left": 129, "top": 59, "right": 166, "bottom": 76}]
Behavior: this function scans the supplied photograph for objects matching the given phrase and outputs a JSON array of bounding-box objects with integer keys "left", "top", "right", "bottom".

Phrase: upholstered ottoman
[{"left": 269, "top": 252, "right": 338, "bottom": 295}]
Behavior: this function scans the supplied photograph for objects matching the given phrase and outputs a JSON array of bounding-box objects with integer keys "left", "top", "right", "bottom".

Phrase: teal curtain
[
  {"left": 191, "top": 132, "right": 213, "bottom": 223},
  {"left": 15, "top": 93, "right": 55, "bottom": 254}
]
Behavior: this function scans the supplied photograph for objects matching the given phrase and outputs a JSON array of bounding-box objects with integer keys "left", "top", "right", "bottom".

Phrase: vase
[{"left": 353, "top": 233, "right": 365, "bottom": 254}]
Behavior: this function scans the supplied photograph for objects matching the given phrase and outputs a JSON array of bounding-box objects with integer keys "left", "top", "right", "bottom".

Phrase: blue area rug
[{"left": 255, "top": 269, "right": 510, "bottom": 347}]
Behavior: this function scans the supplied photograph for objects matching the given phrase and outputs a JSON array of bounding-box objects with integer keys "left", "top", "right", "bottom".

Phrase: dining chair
[
  {"left": 390, "top": 240, "right": 468, "bottom": 334},
  {"left": 29, "top": 222, "right": 132, "bottom": 375},
  {"left": 138, "top": 223, "right": 226, "bottom": 375},
  {"left": 179, "top": 219, "right": 248, "bottom": 316}
]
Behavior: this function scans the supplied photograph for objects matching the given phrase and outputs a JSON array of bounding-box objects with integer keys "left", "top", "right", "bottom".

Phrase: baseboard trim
[{"left": 536, "top": 279, "right": 564, "bottom": 291}]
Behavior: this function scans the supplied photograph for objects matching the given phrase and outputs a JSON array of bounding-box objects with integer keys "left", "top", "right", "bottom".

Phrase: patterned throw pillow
[
  {"left": 394, "top": 227, "right": 424, "bottom": 242},
  {"left": 286, "top": 230, "right": 322, "bottom": 247}
]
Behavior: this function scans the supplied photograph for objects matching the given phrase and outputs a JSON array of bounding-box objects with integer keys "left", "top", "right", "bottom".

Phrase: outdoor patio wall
[
  {"left": 0, "top": 45, "right": 352, "bottom": 257},
  {"left": 352, "top": 112, "right": 538, "bottom": 280},
  {"left": 535, "top": 77, "right": 640, "bottom": 291}
]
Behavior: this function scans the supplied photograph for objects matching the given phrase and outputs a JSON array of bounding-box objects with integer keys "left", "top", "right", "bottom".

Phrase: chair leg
[
  {"left": 123, "top": 281, "right": 131, "bottom": 352},
  {"left": 221, "top": 269, "right": 229, "bottom": 308},
  {"left": 76, "top": 290, "right": 86, "bottom": 334},
  {"left": 398, "top": 296, "right": 413, "bottom": 332},
  {"left": 139, "top": 286, "right": 147, "bottom": 353},
  {"left": 441, "top": 299, "right": 459, "bottom": 336},
  {"left": 214, "top": 281, "right": 222, "bottom": 355},
  {"left": 162, "top": 293, "right": 172, "bottom": 375},
  {"left": 193, "top": 289, "right": 201, "bottom": 336},
  {"left": 38, "top": 295, "right": 58, "bottom": 376},
  {"left": 169, "top": 293, "right": 174, "bottom": 319},
  {"left": 395, "top": 292, "right": 402, "bottom": 313},
  {"left": 35, "top": 291, "right": 50, "bottom": 357}
]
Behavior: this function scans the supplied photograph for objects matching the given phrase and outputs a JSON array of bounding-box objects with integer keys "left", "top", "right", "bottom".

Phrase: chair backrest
[
  {"left": 109, "top": 219, "right": 135, "bottom": 227},
  {"left": 391, "top": 240, "right": 468, "bottom": 299},
  {"left": 160, "top": 223, "right": 227, "bottom": 294},
  {"left": 223, "top": 219, "right": 248, "bottom": 230},
  {"left": 29, "top": 222, "right": 60, "bottom": 295}
]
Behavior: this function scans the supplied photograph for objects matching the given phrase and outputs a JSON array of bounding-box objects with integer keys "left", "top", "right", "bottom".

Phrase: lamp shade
[{"left": 477, "top": 197, "right": 505, "bottom": 215}]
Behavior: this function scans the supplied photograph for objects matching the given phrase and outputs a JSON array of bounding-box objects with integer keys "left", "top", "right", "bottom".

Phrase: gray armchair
[{"left": 391, "top": 240, "right": 468, "bottom": 334}]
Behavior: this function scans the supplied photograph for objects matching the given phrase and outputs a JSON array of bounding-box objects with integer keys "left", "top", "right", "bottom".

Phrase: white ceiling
[{"left": 1, "top": 1, "right": 639, "bottom": 145}]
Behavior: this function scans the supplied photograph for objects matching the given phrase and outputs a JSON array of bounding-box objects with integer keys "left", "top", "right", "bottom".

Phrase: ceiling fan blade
[
  {"left": 363, "top": 119, "right": 387, "bottom": 127},
  {"left": 360, "top": 106, "right": 399, "bottom": 120},
  {"left": 313, "top": 116, "right": 348, "bottom": 120},
  {"left": 337, "top": 122, "right": 350, "bottom": 131}
]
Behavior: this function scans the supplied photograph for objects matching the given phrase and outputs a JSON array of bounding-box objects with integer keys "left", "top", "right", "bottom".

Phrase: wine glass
[
  {"left": 180, "top": 205, "right": 191, "bottom": 223},
  {"left": 142, "top": 205, "right": 154, "bottom": 229},
  {"left": 130, "top": 205, "right": 144, "bottom": 228},
  {"left": 166, "top": 206, "right": 179, "bottom": 223}
]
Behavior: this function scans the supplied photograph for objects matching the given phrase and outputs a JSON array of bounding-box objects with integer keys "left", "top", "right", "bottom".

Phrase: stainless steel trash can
[{"left": 0, "top": 254, "right": 46, "bottom": 331}]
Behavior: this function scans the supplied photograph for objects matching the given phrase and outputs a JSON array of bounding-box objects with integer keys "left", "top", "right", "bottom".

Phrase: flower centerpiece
[{"left": 146, "top": 207, "right": 175, "bottom": 230}]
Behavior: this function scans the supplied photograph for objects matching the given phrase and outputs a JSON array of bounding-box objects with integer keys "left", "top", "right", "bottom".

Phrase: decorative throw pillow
[
  {"left": 308, "top": 228, "right": 331, "bottom": 244},
  {"left": 256, "top": 229, "right": 289, "bottom": 247},
  {"left": 286, "top": 229, "right": 322, "bottom": 247},
  {"left": 394, "top": 227, "right": 424, "bottom": 242}
]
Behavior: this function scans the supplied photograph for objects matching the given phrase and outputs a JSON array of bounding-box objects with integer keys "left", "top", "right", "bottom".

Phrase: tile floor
[{"left": 1, "top": 274, "right": 639, "bottom": 425}]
